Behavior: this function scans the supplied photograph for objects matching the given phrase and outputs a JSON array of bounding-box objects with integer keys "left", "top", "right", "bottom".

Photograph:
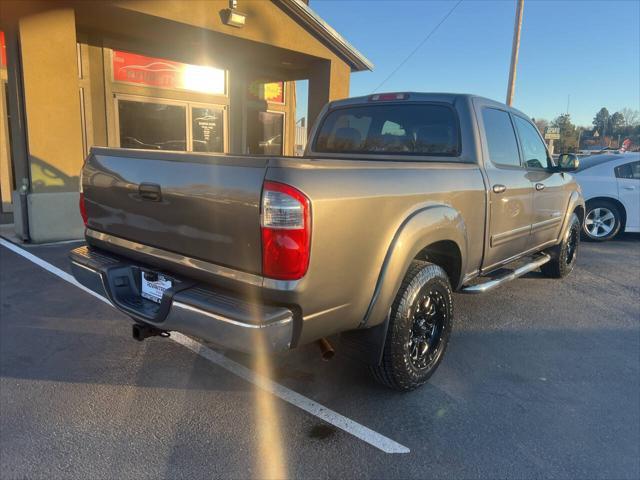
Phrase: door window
[
  {"left": 513, "top": 116, "right": 551, "bottom": 169},
  {"left": 482, "top": 108, "right": 521, "bottom": 167},
  {"left": 615, "top": 161, "right": 640, "bottom": 180},
  {"left": 118, "top": 100, "right": 186, "bottom": 151},
  {"left": 247, "top": 111, "right": 284, "bottom": 155},
  {"left": 191, "top": 106, "right": 224, "bottom": 153}
]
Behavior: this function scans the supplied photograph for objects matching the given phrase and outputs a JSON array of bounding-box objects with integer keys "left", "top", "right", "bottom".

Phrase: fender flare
[
  {"left": 558, "top": 190, "right": 585, "bottom": 240},
  {"left": 361, "top": 203, "right": 468, "bottom": 329}
]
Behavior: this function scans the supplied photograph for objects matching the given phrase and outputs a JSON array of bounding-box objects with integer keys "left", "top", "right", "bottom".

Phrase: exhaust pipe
[
  {"left": 317, "top": 337, "right": 335, "bottom": 361},
  {"left": 132, "top": 323, "right": 169, "bottom": 342}
]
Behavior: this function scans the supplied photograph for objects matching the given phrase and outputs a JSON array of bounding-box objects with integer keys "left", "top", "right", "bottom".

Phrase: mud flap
[{"left": 339, "top": 314, "right": 390, "bottom": 366}]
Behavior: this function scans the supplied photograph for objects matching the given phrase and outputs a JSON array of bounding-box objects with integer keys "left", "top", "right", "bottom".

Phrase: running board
[{"left": 461, "top": 253, "right": 551, "bottom": 294}]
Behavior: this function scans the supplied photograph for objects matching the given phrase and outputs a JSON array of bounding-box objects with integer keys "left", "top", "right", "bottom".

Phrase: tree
[
  {"left": 610, "top": 112, "right": 625, "bottom": 133},
  {"left": 593, "top": 107, "right": 610, "bottom": 136},
  {"left": 553, "top": 113, "right": 579, "bottom": 153},
  {"left": 620, "top": 108, "right": 640, "bottom": 127},
  {"left": 534, "top": 118, "right": 549, "bottom": 135}
]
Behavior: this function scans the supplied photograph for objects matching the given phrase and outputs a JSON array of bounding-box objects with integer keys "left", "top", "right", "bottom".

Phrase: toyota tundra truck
[{"left": 70, "top": 93, "right": 584, "bottom": 391}]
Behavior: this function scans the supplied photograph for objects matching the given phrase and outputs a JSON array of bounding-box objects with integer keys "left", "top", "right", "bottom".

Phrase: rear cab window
[{"left": 313, "top": 103, "right": 459, "bottom": 157}]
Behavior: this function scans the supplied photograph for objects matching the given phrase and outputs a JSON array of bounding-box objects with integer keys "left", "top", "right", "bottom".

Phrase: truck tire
[
  {"left": 370, "top": 260, "right": 453, "bottom": 391},
  {"left": 583, "top": 200, "right": 622, "bottom": 241},
  {"left": 541, "top": 213, "right": 580, "bottom": 278}
]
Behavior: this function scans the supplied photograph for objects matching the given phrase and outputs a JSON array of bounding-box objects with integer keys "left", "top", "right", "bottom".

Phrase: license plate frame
[{"left": 140, "top": 271, "right": 172, "bottom": 304}]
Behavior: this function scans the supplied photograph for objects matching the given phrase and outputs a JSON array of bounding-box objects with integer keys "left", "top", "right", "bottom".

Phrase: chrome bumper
[{"left": 70, "top": 246, "right": 294, "bottom": 352}]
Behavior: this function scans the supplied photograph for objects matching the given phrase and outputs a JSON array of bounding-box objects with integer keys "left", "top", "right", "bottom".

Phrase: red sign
[
  {"left": 112, "top": 50, "right": 225, "bottom": 94},
  {"left": 1, "top": 31, "right": 6, "bottom": 68}
]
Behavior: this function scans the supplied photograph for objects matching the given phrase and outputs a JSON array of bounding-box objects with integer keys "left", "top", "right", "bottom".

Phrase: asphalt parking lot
[{"left": 1, "top": 234, "right": 639, "bottom": 479}]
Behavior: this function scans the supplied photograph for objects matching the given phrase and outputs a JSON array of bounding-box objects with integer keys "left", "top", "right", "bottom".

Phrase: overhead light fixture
[{"left": 222, "top": 0, "right": 246, "bottom": 28}]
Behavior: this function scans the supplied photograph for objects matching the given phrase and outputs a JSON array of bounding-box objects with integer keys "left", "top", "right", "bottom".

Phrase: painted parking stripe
[{"left": 0, "top": 238, "right": 410, "bottom": 454}]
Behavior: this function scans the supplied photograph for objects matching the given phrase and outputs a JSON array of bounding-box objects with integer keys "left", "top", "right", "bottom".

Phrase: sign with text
[
  {"left": 192, "top": 107, "right": 224, "bottom": 153},
  {"left": 544, "top": 127, "right": 560, "bottom": 140},
  {"left": 112, "top": 50, "right": 225, "bottom": 95}
]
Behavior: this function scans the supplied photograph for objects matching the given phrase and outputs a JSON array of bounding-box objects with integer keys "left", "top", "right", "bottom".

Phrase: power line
[{"left": 371, "top": 0, "right": 464, "bottom": 93}]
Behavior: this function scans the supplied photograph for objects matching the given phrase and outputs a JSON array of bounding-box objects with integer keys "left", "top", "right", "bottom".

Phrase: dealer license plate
[{"left": 141, "top": 272, "right": 172, "bottom": 304}]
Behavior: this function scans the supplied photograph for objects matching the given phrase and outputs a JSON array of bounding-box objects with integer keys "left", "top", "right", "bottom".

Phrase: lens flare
[{"left": 249, "top": 305, "right": 288, "bottom": 479}]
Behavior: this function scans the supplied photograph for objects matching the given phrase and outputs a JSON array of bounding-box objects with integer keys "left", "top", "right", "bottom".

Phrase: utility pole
[{"left": 506, "top": 0, "right": 524, "bottom": 106}]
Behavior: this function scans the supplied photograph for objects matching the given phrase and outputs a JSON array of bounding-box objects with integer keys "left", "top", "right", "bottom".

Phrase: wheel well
[
  {"left": 573, "top": 204, "right": 584, "bottom": 225},
  {"left": 414, "top": 240, "right": 462, "bottom": 288},
  {"left": 585, "top": 197, "right": 626, "bottom": 229}
]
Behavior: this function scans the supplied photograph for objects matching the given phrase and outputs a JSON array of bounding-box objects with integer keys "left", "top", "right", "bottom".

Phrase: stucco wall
[{"left": 19, "top": 9, "right": 84, "bottom": 194}]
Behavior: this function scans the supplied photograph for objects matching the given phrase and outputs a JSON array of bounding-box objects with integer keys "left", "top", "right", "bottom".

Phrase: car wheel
[
  {"left": 583, "top": 201, "right": 622, "bottom": 241},
  {"left": 541, "top": 213, "right": 580, "bottom": 278},
  {"left": 370, "top": 260, "right": 453, "bottom": 391}
]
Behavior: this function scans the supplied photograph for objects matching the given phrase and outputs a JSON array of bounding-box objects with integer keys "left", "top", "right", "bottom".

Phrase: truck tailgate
[{"left": 83, "top": 148, "right": 268, "bottom": 274}]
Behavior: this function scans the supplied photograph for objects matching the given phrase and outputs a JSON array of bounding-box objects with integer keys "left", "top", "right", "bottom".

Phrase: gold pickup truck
[{"left": 70, "top": 92, "right": 584, "bottom": 391}]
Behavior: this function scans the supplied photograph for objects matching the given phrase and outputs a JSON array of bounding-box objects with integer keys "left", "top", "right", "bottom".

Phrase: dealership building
[{"left": 0, "top": 0, "right": 371, "bottom": 242}]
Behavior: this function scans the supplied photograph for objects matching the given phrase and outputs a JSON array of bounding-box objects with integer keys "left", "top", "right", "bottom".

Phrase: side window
[
  {"left": 615, "top": 161, "right": 640, "bottom": 180},
  {"left": 481, "top": 108, "right": 521, "bottom": 167},
  {"left": 513, "top": 116, "right": 551, "bottom": 169}
]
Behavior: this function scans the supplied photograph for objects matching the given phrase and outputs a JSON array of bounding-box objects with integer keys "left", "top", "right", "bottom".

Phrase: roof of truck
[{"left": 328, "top": 92, "right": 529, "bottom": 118}]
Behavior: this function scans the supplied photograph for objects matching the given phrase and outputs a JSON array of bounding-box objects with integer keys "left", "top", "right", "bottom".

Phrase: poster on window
[
  {"left": 192, "top": 107, "right": 224, "bottom": 153},
  {"left": 247, "top": 81, "right": 285, "bottom": 104},
  {"left": 112, "top": 50, "right": 225, "bottom": 95}
]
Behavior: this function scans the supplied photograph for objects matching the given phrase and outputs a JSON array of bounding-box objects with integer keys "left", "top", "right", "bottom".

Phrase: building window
[
  {"left": 118, "top": 99, "right": 187, "bottom": 151},
  {"left": 191, "top": 106, "right": 224, "bottom": 153},
  {"left": 246, "top": 111, "right": 283, "bottom": 155},
  {"left": 116, "top": 96, "right": 226, "bottom": 153}
]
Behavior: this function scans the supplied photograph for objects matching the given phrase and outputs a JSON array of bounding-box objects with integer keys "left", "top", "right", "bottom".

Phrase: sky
[{"left": 297, "top": 0, "right": 640, "bottom": 127}]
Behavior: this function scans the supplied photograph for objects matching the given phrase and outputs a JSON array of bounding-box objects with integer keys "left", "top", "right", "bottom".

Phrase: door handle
[
  {"left": 623, "top": 186, "right": 635, "bottom": 190},
  {"left": 138, "top": 183, "right": 162, "bottom": 201},
  {"left": 535, "top": 183, "right": 545, "bottom": 191},
  {"left": 492, "top": 184, "right": 507, "bottom": 194}
]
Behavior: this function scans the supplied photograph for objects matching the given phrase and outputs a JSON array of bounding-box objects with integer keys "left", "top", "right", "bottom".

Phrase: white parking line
[{"left": 0, "top": 238, "right": 410, "bottom": 454}]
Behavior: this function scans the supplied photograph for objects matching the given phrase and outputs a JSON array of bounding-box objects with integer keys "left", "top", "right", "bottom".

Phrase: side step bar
[{"left": 461, "top": 253, "right": 551, "bottom": 294}]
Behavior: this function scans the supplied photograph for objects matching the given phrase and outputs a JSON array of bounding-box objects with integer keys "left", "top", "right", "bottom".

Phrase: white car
[{"left": 572, "top": 153, "right": 640, "bottom": 241}]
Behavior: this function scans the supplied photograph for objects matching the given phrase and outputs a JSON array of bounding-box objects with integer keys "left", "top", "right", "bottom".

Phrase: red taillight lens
[
  {"left": 79, "top": 192, "right": 88, "bottom": 226},
  {"left": 261, "top": 181, "right": 311, "bottom": 280}
]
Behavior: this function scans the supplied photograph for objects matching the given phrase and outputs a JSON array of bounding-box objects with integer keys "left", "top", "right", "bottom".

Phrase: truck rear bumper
[{"left": 69, "top": 246, "right": 294, "bottom": 353}]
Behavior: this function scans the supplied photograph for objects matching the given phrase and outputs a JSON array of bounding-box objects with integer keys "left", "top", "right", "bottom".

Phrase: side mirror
[{"left": 557, "top": 153, "right": 579, "bottom": 171}]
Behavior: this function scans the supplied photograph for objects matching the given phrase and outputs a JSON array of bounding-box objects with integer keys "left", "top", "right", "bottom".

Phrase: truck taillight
[
  {"left": 79, "top": 192, "right": 88, "bottom": 226},
  {"left": 261, "top": 181, "right": 311, "bottom": 280}
]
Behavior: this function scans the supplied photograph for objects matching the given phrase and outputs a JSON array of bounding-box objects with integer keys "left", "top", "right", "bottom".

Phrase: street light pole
[{"left": 506, "top": 0, "right": 524, "bottom": 106}]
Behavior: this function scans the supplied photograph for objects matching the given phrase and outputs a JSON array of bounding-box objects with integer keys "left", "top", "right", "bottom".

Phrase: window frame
[
  {"left": 481, "top": 107, "right": 523, "bottom": 170},
  {"left": 309, "top": 101, "right": 462, "bottom": 161}
]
